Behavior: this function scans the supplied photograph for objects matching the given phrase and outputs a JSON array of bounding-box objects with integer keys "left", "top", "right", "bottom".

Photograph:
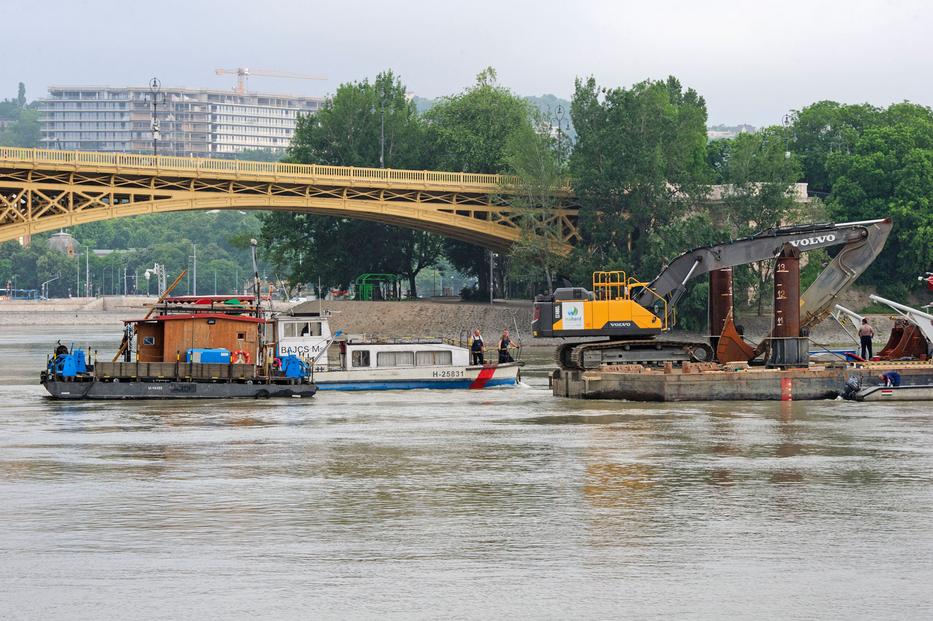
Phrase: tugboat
[
  {"left": 271, "top": 310, "right": 523, "bottom": 391},
  {"left": 41, "top": 241, "right": 317, "bottom": 400}
]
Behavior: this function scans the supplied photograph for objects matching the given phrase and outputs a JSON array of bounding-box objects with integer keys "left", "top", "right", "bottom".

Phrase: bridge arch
[{"left": 0, "top": 148, "right": 581, "bottom": 251}]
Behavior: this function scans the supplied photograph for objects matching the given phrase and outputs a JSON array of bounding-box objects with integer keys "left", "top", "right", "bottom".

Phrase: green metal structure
[{"left": 354, "top": 273, "right": 402, "bottom": 301}]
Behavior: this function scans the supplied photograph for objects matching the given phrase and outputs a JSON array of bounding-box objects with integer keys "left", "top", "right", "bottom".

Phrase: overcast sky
[{"left": 5, "top": 0, "right": 930, "bottom": 125}]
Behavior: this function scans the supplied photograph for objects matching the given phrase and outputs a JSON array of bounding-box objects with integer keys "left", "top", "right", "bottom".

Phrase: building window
[{"left": 351, "top": 350, "right": 370, "bottom": 368}]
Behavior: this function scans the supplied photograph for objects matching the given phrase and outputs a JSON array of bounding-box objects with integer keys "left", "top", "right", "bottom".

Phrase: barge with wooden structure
[{"left": 41, "top": 291, "right": 316, "bottom": 400}]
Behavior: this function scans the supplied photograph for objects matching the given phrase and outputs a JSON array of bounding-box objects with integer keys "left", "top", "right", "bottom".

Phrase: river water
[{"left": 1, "top": 326, "right": 931, "bottom": 620}]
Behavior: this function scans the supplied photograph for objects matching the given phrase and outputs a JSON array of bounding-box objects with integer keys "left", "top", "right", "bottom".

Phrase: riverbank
[{"left": 0, "top": 295, "right": 897, "bottom": 348}]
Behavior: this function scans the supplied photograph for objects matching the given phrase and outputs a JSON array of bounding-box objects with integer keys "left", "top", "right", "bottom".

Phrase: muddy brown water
[{"left": 1, "top": 326, "right": 931, "bottom": 619}]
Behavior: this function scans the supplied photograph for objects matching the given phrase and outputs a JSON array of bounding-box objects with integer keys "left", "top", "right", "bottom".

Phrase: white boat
[
  {"left": 272, "top": 311, "right": 522, "bottom": 391},
  {"left": 855, "top": 384, "right": 933, "bottom": 401}
]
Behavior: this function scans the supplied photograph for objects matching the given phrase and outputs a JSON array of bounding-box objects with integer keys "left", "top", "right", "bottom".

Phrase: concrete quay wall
[{"left": 552, "top": 363, "right": 933, "bottom": 401}]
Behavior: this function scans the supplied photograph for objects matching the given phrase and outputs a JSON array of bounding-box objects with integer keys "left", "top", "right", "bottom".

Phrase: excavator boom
[
  {"left": 636, "top": 219, "right": 892, "bottom": 331},
  {"left": 535, "top": 218, "right": 892, "bottom": 370}
]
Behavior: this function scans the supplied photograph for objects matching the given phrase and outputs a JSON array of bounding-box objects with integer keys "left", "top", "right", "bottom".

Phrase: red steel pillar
[
  {"left": 768, "top": 244, "right": 808, "bottom": 368},
  {"left": 708, "top": 268, "right": 734, "bottom": 352},
  {"left": 773, "top": 245, "right": 801, "bottom": 338}
]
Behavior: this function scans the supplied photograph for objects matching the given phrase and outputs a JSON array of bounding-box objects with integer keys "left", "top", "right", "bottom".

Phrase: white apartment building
[{"left": 38, "top": 86, "right": 323, "bottom": 157}]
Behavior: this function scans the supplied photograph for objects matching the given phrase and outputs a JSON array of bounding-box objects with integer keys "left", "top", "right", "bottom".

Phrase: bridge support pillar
[{"left": 768, "top": 244, "right": 808, "bottom": 368}]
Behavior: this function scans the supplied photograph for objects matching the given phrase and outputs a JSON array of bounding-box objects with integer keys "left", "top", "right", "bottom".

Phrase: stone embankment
[
  {"left": 0, "top": 295, "right": 896, "bottom": 347},
  {"left": 293, "top": 299, "right": 536, "bottom": 343}
]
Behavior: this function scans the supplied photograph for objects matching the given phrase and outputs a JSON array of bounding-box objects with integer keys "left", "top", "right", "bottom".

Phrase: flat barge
[
  {"left": 550, "top": 362, "right": 933, "bottom": 402},
  {"left": 42, "top": 359, "right": 316, "bottom": 400}
]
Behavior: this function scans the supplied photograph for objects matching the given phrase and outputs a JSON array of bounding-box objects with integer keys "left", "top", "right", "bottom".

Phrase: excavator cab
[{"left": 532, "top": 271, "right": 667, "bottom": 339}]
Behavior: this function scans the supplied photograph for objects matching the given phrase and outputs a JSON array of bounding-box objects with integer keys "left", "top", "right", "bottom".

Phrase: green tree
[
  {"left": 235, "top": 148, "right": 282, "bottom": 162},
  {"left": 568, "top": 76, "right": 710, "bottom": 284},
  {"left": 788, "top": 100, "right": 933, "bottom": 297},
  {"left": 424, "top": 67, "right": 536, "bottom": 296},
  {"left": 790, "top": 101, "right": 881, "bottom": 194},
  {"left": 716, "top": 127, "right": 807, "bottom": 313},
  {"left": 261, "top": 71, "right": 443, "bottom": 296},
  {"left": 502, "top": 118, "right": 568, "bottom": 292},
  {"left": 825, "top": 102, "right": 933, "bottom": 297},
  {"left": 0, "top": 107, "right": 40, "bottom": 147}
]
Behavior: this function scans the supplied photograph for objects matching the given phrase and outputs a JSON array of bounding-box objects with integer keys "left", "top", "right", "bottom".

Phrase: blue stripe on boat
[{"left": 314, "top": 377, "right": 517, "bottom": 391}]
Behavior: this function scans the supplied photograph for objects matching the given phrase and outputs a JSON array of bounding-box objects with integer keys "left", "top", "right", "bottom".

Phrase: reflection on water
[{"left": 1, "top": 326, "right": 932, "bottom": 619}]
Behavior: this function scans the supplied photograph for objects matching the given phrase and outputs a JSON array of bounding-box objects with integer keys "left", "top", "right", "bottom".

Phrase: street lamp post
[
  {"left": 372, "top": 84, "right": 387, "bottom": 169},
  {"left": 489, "top": 251, "right": 496, "bottom": 304},
  {"left": 40, "top": 274, "right": 61, "bottom": 300},
  {"left": 144, "top": 264, "right": 167, "bottom": 296},
  {"left": 187, "top": 245, "right": 197, "bottom": 296},
  {"left": 149, "top": 77, "right": 162, "bottom": 156},
  {"left": 371, "top": 99, "right": 386, "bottom": 169}
]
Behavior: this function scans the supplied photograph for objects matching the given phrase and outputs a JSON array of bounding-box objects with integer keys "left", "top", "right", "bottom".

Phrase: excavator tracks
[{"left": 557, "top": 339, "right": 715, "bottom": 371}]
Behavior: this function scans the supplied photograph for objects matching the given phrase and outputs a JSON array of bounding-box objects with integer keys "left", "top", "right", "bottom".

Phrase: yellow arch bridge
[{"left": 0, "top": 148, "right": 580, "bottom": 251}]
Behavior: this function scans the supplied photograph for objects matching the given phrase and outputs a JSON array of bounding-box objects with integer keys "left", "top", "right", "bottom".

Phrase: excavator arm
[{"left": 635, "top": 219, "right": 892, "bottom": 331}]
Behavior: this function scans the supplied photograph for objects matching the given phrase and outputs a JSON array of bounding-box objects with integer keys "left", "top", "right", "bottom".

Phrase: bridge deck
[{"left": 0, "top": 147, "right": 572, "bottom": 195}]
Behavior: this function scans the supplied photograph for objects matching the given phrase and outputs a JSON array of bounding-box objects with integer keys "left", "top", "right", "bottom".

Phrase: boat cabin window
[
  {"left": 376, "top": 351, "right": 414, "bottom": 367},
  {"left": 416, "top": 350, "right": 453, "bottom": 366},
  {"left": 351, "top": 350, "right": 371, "bottom": 368},
  {"left": 284, "top": 321, "right": 322, "bottom": 338}
]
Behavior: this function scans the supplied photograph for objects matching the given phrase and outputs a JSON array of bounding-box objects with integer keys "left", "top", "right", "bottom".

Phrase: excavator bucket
[
  {"left": 715, "top": 310, "right": 757, "bottom": 363},
  {"left": 877, "top": 319, "right": 929, "bottom": 360}
]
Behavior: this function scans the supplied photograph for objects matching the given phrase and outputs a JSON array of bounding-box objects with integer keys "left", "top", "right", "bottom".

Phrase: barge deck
[{"left": 550, "top": 361, "right": 933, "bottom": 401}]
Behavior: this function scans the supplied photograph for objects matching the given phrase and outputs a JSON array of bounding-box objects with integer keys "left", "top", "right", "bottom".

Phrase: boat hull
[
  {"left": 42, "top": 378, "right": 317, "bottom": 400},
  {"left": 855, "top": 384, "right": 933, "bottom": 401},
  {"left": 314, "top": 363, "right": 521, "bottom": 391}
]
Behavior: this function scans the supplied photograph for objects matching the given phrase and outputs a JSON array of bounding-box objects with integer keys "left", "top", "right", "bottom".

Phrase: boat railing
[{"left": 346, "top": 336, "right": 449, "bottom": 346}]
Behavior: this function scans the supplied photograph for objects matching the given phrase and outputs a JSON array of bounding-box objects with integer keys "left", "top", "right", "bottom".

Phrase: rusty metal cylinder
[
  {"left": 768, "top": 243, "right": 808, "bottom": 368},
  {"left": 708, "top": 268, "right": 734, "bottom": 348},
  {"left": 773, "top": 244, "right": 801, "bottom": 338}
]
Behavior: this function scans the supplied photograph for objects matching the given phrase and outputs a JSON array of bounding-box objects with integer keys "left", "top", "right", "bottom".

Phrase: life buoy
[{"left": 231, "top": 350, "right": 251, "bottom": 364}]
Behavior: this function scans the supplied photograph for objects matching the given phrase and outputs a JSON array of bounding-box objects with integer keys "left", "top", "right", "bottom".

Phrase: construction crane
[{"left": 214, "top": 68, "right": 326, "bottom": 95}]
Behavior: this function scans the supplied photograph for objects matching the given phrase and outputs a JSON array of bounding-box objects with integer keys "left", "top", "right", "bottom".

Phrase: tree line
[
  {"left": 0, "top": 212, "right": 264, "bottom": 299},
  {"left": 2, "top": 74, "right": 930, "bottom": 314},
  {"left": 261, "top": 68, "right": 932, "bottom": 313}
]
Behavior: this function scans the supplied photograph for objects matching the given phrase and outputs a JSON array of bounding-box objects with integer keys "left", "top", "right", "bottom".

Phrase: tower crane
[{"left": 214, "top": 68, "right": 326, "bottom": 95}]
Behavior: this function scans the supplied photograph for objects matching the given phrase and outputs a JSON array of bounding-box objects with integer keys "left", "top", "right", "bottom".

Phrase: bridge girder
[{"left": 0, "top": 148, "right": 581, "bottom": 251}]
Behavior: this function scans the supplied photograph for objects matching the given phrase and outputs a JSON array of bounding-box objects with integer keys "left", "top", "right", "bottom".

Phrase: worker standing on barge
[{"left": 859, "top": 318, "right": 875, "bottom": 360}]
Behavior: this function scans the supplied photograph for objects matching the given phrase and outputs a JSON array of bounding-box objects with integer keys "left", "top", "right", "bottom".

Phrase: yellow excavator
[{"left": 532, "top": 219, "right": 892, "bottom": 370}]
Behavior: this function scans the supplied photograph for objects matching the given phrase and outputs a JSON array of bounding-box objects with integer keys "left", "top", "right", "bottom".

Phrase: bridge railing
[{"left": 0, "top": 146, "right": 538, "bottom": 190}]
